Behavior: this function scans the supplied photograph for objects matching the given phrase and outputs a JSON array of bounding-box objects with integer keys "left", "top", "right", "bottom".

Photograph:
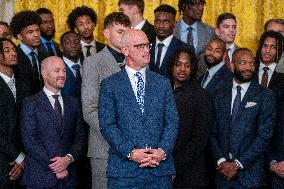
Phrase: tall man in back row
[{"left": 98, "top": 29, "right": 178, "bottom": 189}]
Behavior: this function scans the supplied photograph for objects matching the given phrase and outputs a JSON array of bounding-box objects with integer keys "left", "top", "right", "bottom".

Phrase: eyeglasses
[{"left": 133, "top": 43, "right": 152, "bottom": 50}]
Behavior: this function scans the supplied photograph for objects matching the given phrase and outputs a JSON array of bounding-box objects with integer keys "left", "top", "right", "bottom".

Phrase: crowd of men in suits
[{"left": 1, "top": 0, "right": 284, "bottom": 188}]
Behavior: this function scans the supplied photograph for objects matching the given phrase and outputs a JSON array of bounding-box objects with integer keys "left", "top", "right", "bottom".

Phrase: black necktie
[
  {"left": 187, "top": 26, "right": 193, "bottom": 46},
  {"left": 201, "top": 71, "right": 209, "bottom": 88},
  {"left": 52, "top": 95, "right": 62, "bottom": 118},
  {"left": 72, "top": 64, "right": 82, "bottom": 98},
  {"left": 156, "top": 43, "right": 164, "bottom": 68},
  {"left": 232, "top": 86, "right": 242, "bottom": 121},
  {"left": 30, "top": 51, "right": 40, "bottom": 80},
  {"left": 45, "top": 42, "right": 55, "bottom": 56},
  {"left": 85, "top": 45, "right": 92, "bottom": 57}
]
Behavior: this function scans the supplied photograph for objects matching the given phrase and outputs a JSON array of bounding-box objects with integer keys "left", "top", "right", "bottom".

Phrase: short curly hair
[
  {"left": 10, "top": 11, "right": 41, "bottom": 39},
  {"left": 67, "top": 6, "right": 98, "bottom": 31}
]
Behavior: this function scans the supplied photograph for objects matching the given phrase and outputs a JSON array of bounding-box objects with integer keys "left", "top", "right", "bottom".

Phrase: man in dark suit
[
  {"left": 36, "top": 8, "right": 62, "bottom": 57},
  {"left": 199, "top": 38, "right": 233, "bottom": 96},
  {"left": 67, "top": 6, "right": 105, "bottom": 59},
  {"left": 118, "top": 0, "right": 156, "bottom": 43},
  {"left": 173, "top": 80, "right": 214, "bottom": 188},
  {"left": 10, "top": 11, "right": 48, "bottom": 95},
  {"left": 211, "top": 48, "right": 276, "bottom": 188},
  {"left": 82, "top": 12, "right": 130, "bottom": 189},
  {"left": 255, "top": 31, "right": 284, "bottom": 188},
  {"left": 0, "top": 38, "right": 29, "bottom": 189},
  {"left": 21, "top": 56, "right": 86, "bottom": 189},
  {"left": 149, "top": 4, "right": 194, "bottom": 78},
  {"left": 174, "top": 0, "right": 215, "bottom": 57},
  {"left": 0, "top": 21, "right": 12, "bottom": 39},
  {"left": 98, "top": 29, "right": 178, "bottom": 188}
]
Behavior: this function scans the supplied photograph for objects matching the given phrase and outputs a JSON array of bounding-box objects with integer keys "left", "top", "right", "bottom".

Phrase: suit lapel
[
  {"left": 196, "top": 22, "right": 204, "bottom": 55},
  {"left": 143, "top": 71, "right": 155, "bottom": 119},
  {"left": 60, "top": 96, "right": 69, "bottom": 137},
  {"left": 206, "top": 65, "right": 224, "bottom": 91},
  {"left": 159, "top": 38, "right": 176, "bottom": 71}
]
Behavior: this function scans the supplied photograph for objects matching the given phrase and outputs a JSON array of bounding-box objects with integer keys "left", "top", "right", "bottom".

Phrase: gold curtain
[{"left": 14, "top": 0, "right": 284, "bottom": 52}]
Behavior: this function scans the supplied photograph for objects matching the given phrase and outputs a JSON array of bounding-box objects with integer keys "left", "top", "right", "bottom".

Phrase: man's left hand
[
  {"left": 49, "top": 157, "right": 70, "bottom": 173},
  {"left": 139, "top": 149, "right": 166, "bottom": 168}
]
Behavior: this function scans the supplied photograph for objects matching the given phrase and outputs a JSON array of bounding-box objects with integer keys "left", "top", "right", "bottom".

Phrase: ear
[
  {"left": 17, "top": 33, "right": 23, "bottom": 41},
  {"left": 103, "top": 28, "right": 110, "bottom": 39},
  {"left": 215, "top": 28, "right": 220, "bottom": 36},
  {"left": 121, "top": 46, "right": 129, "bottom": 56},
  {"left": 74, "top": 27, "right": 79, "bottom": 34},
  {"left": 59, "top": 44, "right": 63, "bottom": 52}
]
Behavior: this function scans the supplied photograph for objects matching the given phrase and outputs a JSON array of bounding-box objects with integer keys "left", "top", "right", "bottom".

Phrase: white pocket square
[{"left": 245, "top": 102, "right": 257, "bottom": 108}]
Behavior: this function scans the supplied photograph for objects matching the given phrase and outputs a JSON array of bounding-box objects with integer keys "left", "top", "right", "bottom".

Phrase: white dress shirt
[
  {"left": 132, "top": 19, "right": 146, "bottom": 30},
  {"left": 227, "top": 43, "right": 237, "bottom": 62},
  {"left": 154, "top": 34, "right": 174, "bottom": 68},
  {"left": 258, "top": 62, "right": 277, "bottom": 85},
  {"left": 202, "top": 62, "right": 224, "bottom": 88},
  {"left": 125, "top": 65, "right": 146, "bottom": 99},
  {"left": 43, "top": 87, "right": 64, "bottom": 115},
  {"left": 80, "top": 40, "right": 97, "bottom": 57},
  {"left": 63, "top": 56, "right": 82, "bottom": 77},
  {"left": 0, "top": 72, "right": 25, "bottom": 164}
]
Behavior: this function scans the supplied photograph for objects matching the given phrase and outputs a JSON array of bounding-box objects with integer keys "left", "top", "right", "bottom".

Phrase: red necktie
[
  {"left": 224, "top": 48, "right": 231, "bottom": 70},
  {"left": 261, "top": 67, "right": 269, "bottom": 87}
]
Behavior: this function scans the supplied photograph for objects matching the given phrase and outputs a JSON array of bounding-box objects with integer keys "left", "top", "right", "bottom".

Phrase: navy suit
[
  {"left": 199, "top": 64, "right": 233, "bottom": 96},
  {"left": 211, "top": 80, "right": 276, "bottom": 188},
  {"left": 98, "top": 69, "right": 179, "bottom": 188},
  {"left": 149, "top": 36, "right": 194, "bottom": 78},
  {"left": 61, "top": 63, "right": 81, "bottom": 99},
  {"left": 20, "top": 91, "right": 86, "bottom": 188}
]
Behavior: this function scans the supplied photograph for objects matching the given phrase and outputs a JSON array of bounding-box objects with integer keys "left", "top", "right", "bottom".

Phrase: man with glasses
[
  {"left": 98, "top": 29, "right": 178, "bottom": 189},
  {"left": 174, "top": 0, "right": 215, "bottom": 57}
]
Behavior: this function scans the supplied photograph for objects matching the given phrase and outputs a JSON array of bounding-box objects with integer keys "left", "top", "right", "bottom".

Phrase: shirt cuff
[
  {"left": 158, "top": 148, "right": 167, "bottom": 160},
  {"left": 234, "top": 159, "right": 244, "bottom": 169},
  {"left": 66, "top": 154, "right": 74, "bottom": 162},
  {"left": 15, "top": 152, "right": 25, "bottom": 164},
  {"left": 217, "top": 158, "right": 226, "bottom": 166},
  {"left": 270, "top": 160, "right": 277, "bottom": 166}
]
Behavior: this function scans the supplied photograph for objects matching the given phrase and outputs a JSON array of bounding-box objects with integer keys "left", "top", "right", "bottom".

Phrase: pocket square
[{"left": 245, "top": 102, "right": 257, "bottom": 108}]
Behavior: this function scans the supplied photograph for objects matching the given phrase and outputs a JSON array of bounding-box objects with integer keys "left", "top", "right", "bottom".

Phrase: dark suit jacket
[
  {"left": 173, "top": 81, "right": 214, "bottom": 187},
  {"left": 95, "top": 41, "right": 105, "bottom": 53},
  {"left": 198, "top": 64, "right": 233, "bottom": 96},
  {"left": 149, "top": 36, "right": 195, "bottom": 78},
  {"left": 14, "top": 46, "right": 47, "bottom": 95},
  {"left": 211, "top": 80, "right": 276, "bottom": 187},
  {"left": 0, "top": 76, "right": 30, "bottom": 187},
  {"left": 20, "top": 91, "right": 86, "bottom": 188},
  {"left": 98, "top": 69, "right": 179, "bottom": 178},
  {"left": 141, "top": 20, "right": 156, "bottom": 43}
]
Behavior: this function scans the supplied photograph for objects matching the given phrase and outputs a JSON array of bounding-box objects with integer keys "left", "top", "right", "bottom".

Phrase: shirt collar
[
  {"left": 180, "top": 18, "right": 197, "bottom": 31},
  {"left": 80, "top": 40, "right": 96, "bottom": 48},
  {"left": 155, "top": 34, "right": 174, "bottom": 48},
  {"left": 232, "top": 79, "right": 250, "bottom": 93},
  {"left": 43, "top": 87, "right": 61, "bottom": 97},
  {"left": 40, "top": 36, "right": 53, "bottom": 44},
  {"left": 125, "top": 65, "right": 146, "bottom": 79},
  {"left": 20, "top": 42, "right": 38, "bottom": 56},
  {"left": 133, "top": 19, "right": 146, "bottom": 30},
  {"left": 63, "top": 56, "right": 81, "bottom": 69},
  {"left": 0, "top": 72, "right": 14, "bottom": 84},
  {"left": 207, "top": 62, "right": 224, "bottom": 77},
  {"left": 227, "top": 43, "right": 236, "bottom": 51},
  {"left": 259, "top": 62, "right": 277, "bottom": 72}
]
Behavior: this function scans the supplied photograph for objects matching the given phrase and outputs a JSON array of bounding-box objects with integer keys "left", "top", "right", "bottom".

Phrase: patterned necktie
[
  {"left": 232, "top": 86, "right": 242, "bottom": 120},
  {"left": 85, "top": 45, "right": 92, "bottom": 57},
  {"left": 201, "top": 71, "right": 209, "bottom": 88},
  {"left": 30, "top": 51, "right": 40, "bottom": 80},
  {"left": 72, "top": 64, "right": 82, "bottom": 98},
  {"left": 45, "top": 42, "right": 55, "bottom": 56},
  {"left": 156, "top": 43, "right": 164, "bottom": 68},
  {"left": 224, "top": 48, "right": 231, "bottom": 70},
  {"left": 8, "top": 78, "right": 16, "bottom": 101},
  {"left": 187, "top": 26, "right": 193, "bottom": 46},
  {"left": 135, "top": 72, "right": 145, "bottom": 114},
  {"left": 52, "top": 95, "right": 62, "bottom": 118},
  {"left": 261, "top": 67, "right": 269, "bottom": 87},
  {"left": 72, "top": 64, "right": 81, "bottom": 80}
]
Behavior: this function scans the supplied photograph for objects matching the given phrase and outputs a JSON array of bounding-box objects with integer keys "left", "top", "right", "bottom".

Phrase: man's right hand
[
  {"left": 130, "top": 149, "right": 159, "bottom": 167},
  {"left": 271, "top": 161, "right": 284, "bottom": 178},
  {"left": 56, "top": 169, "right": 69, "bottom": 180}
]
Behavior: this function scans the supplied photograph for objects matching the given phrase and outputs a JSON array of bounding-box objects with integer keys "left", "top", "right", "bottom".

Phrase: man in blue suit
[
  {"left": 210, "top": 48, "right": 277, "bottom": 188},
  {"left": 149, "top": 4, "right": 194, "bottom": 78},
  {"left": 21, "top": 56, "right": 86, "bottom": 189},
  {"left": 98, "top": 29, "right": 179, "bottom": 189},
  {"left": 199, "top": 38, "right": 233, "bottom": 96}
]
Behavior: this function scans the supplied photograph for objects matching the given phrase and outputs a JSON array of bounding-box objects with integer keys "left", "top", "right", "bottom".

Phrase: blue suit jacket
[
  {"left": 199, "top": 65, "right": 233, "bottom": 96},
  {"left": 210, "top": 80, "right": 276, "bottom": 187},
  {"left": 20, "top": 91, "right": 86, "bottom": 187},
  {"left": 62, "top": 63, "right": 81, "bottom": 99},
  {"left": 149, "top": 36, "right": 194, "bottom": 78},
  {"left": 98, "top": 69, "right": 179, "bottom": 178}
]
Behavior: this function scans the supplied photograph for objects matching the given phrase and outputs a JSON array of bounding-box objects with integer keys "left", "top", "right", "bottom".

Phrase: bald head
[
  {"left": 41, "top": 56, "right": 66, "bottom": 93},
  {"left": 121, "top": 29, "right": 148, "bottom": 48}
]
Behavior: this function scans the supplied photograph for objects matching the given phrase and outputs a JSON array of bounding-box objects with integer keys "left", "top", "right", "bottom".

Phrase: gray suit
[
  {"left": 275, "top": 52, "right": 284, "bottom": 73},
  {"left": 81, "top": 46, "right": 121, "bottom": 189},
  {"left": 174, "top": 19, "right": 215, "bottom": 57}
]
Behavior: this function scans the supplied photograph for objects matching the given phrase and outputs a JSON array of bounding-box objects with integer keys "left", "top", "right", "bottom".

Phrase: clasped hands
[
  {"left": 217, "top": 161, "right": 239, "bottom": 180},
  {"left": 271, "top": 161, "right": 284, "bottom": 178},
  {"left": 49, "top": 156, "right": 71, "bottom": 180},
  {"left": 130, "top": 148, "right": 166, "bottom": 168}
]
